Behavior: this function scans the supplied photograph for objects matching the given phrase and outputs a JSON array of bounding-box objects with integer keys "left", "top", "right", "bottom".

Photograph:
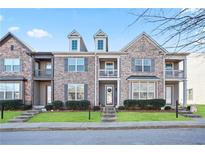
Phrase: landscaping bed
[{"left": 29, "top": 111, "right": 101, "bottom": 122}]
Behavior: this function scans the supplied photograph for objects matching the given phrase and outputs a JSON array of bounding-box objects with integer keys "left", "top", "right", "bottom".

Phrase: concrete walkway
[{"left": 1, "top": 119, "right": 205, "bottom": 131}]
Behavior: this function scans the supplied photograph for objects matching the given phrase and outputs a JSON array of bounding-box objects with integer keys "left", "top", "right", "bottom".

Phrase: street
[{"left": 1, "top": 128, "right": 205, "bottom": 145}]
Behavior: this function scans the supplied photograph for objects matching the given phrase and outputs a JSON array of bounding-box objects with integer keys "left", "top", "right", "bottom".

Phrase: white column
[
  {"left": 117, "top": 57, "right": 120, "bottom": 78},
  {"left": 183, "top": 58, "right": 187, "bottom": 107},
  {"left": 117, "top": 79, "right": 120, "bottom": 107},
  {"left": 94, "top": 53, "right": 97, "bottom": 106}
]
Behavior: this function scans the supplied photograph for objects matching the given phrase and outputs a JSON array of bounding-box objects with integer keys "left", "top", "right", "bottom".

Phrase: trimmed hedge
[
  {"left": 93, "top": 106, "right": 100, "bottom": 111},
  {"left": 65, "top": 100, "right": 90, "bottom": 110},
  {"left": 123, "top": 99, "right": 166, "bottom": 110},
  {"left": 164, "top": 106, "right": 172, "bottom": 110},
  {"left": 118, "top": 106, "right": 125, "bottom": 110},
  {"left": 0, "top": 99, "right": 24, "bottom": 110},
  {"left": 52, "top": 100, "right": 63, "bottom": 110},
  {"left": 45, "top": 104, "right": 53, "bottom": 111}
]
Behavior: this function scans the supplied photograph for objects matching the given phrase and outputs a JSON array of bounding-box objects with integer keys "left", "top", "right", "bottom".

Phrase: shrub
[
  {"left": 93, "top": 106, "right": 100, "bottom": 111},
  {"left": 186, "top": 105, "right": 191, "bottom": 111},
  {"left": 164, "top": 106, "right": 172, "bottom": 110},
  {"left": 118, "top": 106, "right": 125, "bottom": 110},
  {"left": 65, "top": 100, "right": 90, "bottom": 110},
  {"left": 51, "top": 100, "right": 63, "bottom": 110},
  {"left": 45, "top": 104, "right": 53, "bottom": 111},
  {"left": 0, "top": 99, "right": 23, "bottom": 110},
  {"left": 123, "top": 99, "right": 166, "bottom": 110}
]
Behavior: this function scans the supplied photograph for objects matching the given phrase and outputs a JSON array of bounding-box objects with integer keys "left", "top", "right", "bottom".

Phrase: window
[
  {"left": 132, "top": 82, "right": 155, "bottom": 99},
  {"left": 134, "top": 59, "right": 152, "bottom": 72},
  {"left": 10, "top": 45, "right": 15, "bottom": 51},
  {"left": 0, "top": 83, "right": 21, "bottom": 100},
  {"left": 68, "top": 58, "right": 85, "bottom": 72},
  {"left": 71, "top": 40, "right": 78, "bottom": 51},
  {"left": 188, "top": 89, "right": 193, "bottom": 101},
  {"left": 68, "top": 84, "right": 84, "bottom": 100},
  {"left": 4, "top": 58, "right": 20, "bottom": 72},
  {"left": 97, "top": 40, "right": 104, "bottom": 50}
]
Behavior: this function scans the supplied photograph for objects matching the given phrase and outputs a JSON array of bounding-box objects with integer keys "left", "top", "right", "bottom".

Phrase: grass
[
  {"left": 196, "top": 105, "right": 205, "bottom": 118},
  {"left": 117, "top": 111, "right": 191, "bottom": 122},
  {"left": 29, "top": 111, "right": 101, "bottom": 122},
  {"left": 0, "top": 111, "right": 22, "bottom": 123}
]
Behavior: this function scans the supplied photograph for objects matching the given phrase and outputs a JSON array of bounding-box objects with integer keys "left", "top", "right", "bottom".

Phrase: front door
[
  {"left": 105, "top": 85, "right": 114, "bottom": 106},
  {"left": 46, "top": 85, "right": 52, "bottom": 104},
  {"left": 166, "top": 86, "right": 172, "bottom": 104}
]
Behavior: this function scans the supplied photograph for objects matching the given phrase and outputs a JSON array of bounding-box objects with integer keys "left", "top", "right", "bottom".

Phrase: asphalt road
[{"left": 1, "top": 128, "right": 205, "bottom": 145}]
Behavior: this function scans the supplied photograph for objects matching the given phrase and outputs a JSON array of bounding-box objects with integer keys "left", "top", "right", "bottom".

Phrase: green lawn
[
  {"left": 196, "top": 105, "right": 205, "bottom": 118},
  {"left": 117, "top": 112, "right": 191, "bottom": 122},
  {"left": 29, "top": 111, "right": 101, "bottom": 122},
  {"left": 0, "top": 111, "right": 22, "bottom": 123}
]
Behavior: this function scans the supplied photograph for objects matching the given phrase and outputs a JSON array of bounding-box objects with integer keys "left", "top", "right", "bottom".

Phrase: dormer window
[
  {"left": 97, "top": 40, "right": 104, "bottom": 50},
  {"left": 71, "top": 40, "right": 78, "bottom": 51},
  {"left": 10, "top": 45, "right": 15, "bottom": 51}
]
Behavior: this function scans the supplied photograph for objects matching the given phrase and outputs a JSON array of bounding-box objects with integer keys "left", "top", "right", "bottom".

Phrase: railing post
[{"left": 176, "top": 100, "right": 178, "bottom": 118}]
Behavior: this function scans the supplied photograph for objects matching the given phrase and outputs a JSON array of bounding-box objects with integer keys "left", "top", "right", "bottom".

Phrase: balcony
[
  {"left": 34, "top": 69, "right": 52, "bottom": 79},
  {"left": 99, "top": 69, "right": 118, "bottom": 78},
  {"left": 165, "top": 70, "right": 184, "bottom": 79}
]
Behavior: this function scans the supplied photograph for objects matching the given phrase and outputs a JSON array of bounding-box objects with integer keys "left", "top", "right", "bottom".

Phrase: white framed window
[
  {"left": 97, "top": 40, "right": 104, "bottom": 50},
  {"left": 71, "top": 40, "right": 78, "bottom": 51},
  {"left": 4, "top": 58, "right": 20, "bottom": 72},
  {"left": 132, "top": 81, "right": 155, "bottom": 100},
  {"left": 68, "top": 58, "right": 85, "bottom": 72},
  {"left": 134, "top": 59, "right": 152, "bottom": 72},
  {"left": 68, "top": 84, "right": 84, "bottom": 100},
  {"left": 0, "top": 83, "right": 21, "bottom": 100}
]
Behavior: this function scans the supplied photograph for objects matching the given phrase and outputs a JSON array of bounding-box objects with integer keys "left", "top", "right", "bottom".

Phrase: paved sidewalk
[{"left": 1, "top": 119, "right": 205, "bottom": 131}]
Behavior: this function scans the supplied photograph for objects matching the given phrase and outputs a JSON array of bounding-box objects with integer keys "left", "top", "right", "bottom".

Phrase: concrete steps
[
  {"left": 101, "top": 107, "right": 116, "bottom": 122},
  {"left": 179, "top": 109, "right": 201, "bottom": 118},
  {"left": 8, "top": 106, "right": 44, "bottom": 123}
]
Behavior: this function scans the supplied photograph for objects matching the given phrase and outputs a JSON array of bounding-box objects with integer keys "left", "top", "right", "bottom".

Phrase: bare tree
[{"left": 128, "top": 8, "right": 205, "bottom": 52}]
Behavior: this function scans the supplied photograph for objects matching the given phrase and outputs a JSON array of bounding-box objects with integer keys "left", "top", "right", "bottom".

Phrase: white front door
[
  {"left": 166, "top": 86, "right": 172, "bottom": 104},
  {"left": 105, "top": 85, "right": 114, "bottom": 106}
]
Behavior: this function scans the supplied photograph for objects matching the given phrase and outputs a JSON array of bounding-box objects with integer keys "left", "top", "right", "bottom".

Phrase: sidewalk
[{"left": 1, "top": 119, "right": 205, "bottom": 131}]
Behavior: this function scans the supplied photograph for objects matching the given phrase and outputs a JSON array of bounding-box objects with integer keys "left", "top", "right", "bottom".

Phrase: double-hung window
[
  {"left": 68, "top": 58, "right": 85, "bottom": 72},
  {"left": 0, "top": 83, "right": 21, "bottom": 100},
  {"left": 97, "top": 40, "right": 104, "bottom": 50},
  {"left": 132, "top": 82, "right": 155, "bottom": 100},
  {"left": 68, "top": 84, "right": 84, "bottom": 100},
  {"left": 71, "top": 40, "right": 78, "bottom": 51},
  {"left": 134, "top": 59, "right": 152, "bottom": 72},
  {"left": 4, "top": 58, "right": 20, "bottom": 72}
]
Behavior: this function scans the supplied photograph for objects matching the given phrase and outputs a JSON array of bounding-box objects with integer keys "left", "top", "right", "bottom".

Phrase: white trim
[
  {"left": 117, "top": 79, "right": 120, "bottom": 107},
  {"left": 67, "top": 58, "right": 85, "bottom": 72},
  {"left": 95, "top": 38, "right": 106, "bottom": 52},
  {"left": 165, "top": 85, "right": 174, "bottom": 105},
  {"left": 134, "top": 58, "right": 152, "bottom": 72},
  {"left": 67, "top": 84, "right": 84, "bottom": 101},
  {"left": 69, "top": 38, "right": 80, "bottom": 52},
  {"left": 94, "top": 53, "right": 97, "bottom": 106},
  {"left": 105, "top": 61, "right": 114, "bottom": 70},
  {"left": 131, "top": 81, "right": 156, "bottom": 100}
]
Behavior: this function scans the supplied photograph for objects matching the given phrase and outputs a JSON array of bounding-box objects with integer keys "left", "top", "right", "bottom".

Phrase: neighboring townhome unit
[{"left": 0, "top": 31, "right": 189, "bottom": 108}]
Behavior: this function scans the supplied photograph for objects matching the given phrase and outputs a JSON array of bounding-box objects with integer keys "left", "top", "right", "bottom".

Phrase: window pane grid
[
  {"left": 71, "top": 40, "right": 78, "bottom": 51},
  {"left": 68, "top": 84, "right": 84, "bottom": 101},
  {"left": 68, "top": 58, "right": 85, "bottom": 72},
  {"left": 132, "top": 82, "right": 155, "bottom": 100},
  {"left": 97, "top": 40, "right": 104, "bottom": 50},
  {"left": 4, "top": 58, "right": 20, "bottom": 72},
  {"left": 0, "top": 83, "right": 20, "bottom": 100},
  {"left": 134, "top": 59, "right": 152, "bottom": 72}
]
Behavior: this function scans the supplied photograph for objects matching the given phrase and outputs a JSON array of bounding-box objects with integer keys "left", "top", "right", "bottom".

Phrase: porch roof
[
  {"left": 126, "top": 75, "right": 160, "bottom": 81},
  {"left": 0, "top": 76, "right": 27, "bottom": 81}
]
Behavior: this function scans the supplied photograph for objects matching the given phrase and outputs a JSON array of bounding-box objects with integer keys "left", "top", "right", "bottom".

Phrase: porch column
[
  {"left": 94, "top": 54, "right": 97, "bottom": 106},
  {"left": 117, "top": 57, "right": 120, "bottom": 78},
  {"left": 117, "top": 79, "right": 120, "bottom": 107},
  {"left": 183, "top": 58, "right": 187, "bottom": 107}
]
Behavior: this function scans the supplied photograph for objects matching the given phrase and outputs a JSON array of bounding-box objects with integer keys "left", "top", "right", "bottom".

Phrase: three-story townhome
[{"left": 0, "top": 31, "right": 189, "bottom": 108}]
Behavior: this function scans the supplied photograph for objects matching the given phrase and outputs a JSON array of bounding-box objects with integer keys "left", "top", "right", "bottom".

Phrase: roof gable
[
  {"left": 120, "top": 32, "right": 167, "bottom": 53},
  {"left": 94, "top": 29, "right": 108, "bottom": 38},
  {"left": 68, "top": 29, "right": 81, "bottom": 38},
  {"left": 0, "top": 32, "right": 35, "bottom": 53}
]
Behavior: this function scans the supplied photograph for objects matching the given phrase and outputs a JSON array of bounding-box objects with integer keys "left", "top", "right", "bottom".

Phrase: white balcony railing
[
  {"left": 99, "top": 69, "right": 118, "bottom": 78},
  {"left": 165, "top": 70, "right": 184, "bottom": 79}
]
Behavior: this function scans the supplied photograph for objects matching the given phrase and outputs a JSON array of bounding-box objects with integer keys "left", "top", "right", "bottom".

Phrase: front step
[
  {"left": 181, "top": 114, "right": 201, "bottom": 118},
  {"left": 101, "top": 107, "right": 116, "bottom": 122},
  {"left": 8, "top": 119, "right": 27, "bottom": 123}
]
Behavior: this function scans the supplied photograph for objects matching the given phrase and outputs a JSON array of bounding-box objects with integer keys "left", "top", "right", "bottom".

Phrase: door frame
[
  {"left": 46, "top": 84, "right": 52, "bottom": 105},
  {"left": 166, "top": 85, "right": 174, "bottom": 105},
  {"left": 105, "top": 84, "right": 114, "bottom": 106}
]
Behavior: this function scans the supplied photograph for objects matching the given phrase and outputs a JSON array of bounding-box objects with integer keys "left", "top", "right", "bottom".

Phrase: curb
[{"left": 1, "top": 124, "right": 205, "bottom": 132}]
